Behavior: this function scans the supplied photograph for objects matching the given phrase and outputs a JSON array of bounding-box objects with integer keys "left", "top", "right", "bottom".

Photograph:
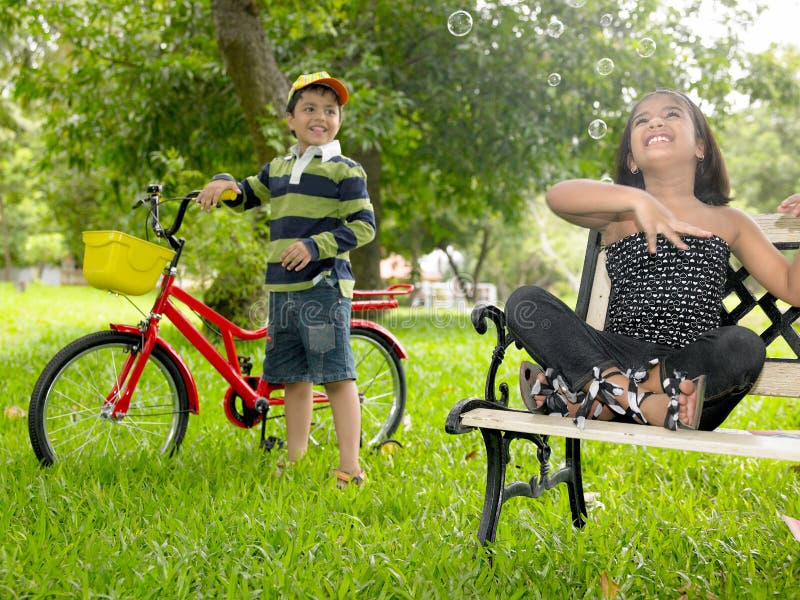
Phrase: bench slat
[
  {"left": 752, "top": 213, "right": 800, "bottom": 244},
  {"left": 751, "top": 361, "right": 800, "bottom": 397},
  {"left": 460, "top": 408, "right": 800, "bottom": 461}
]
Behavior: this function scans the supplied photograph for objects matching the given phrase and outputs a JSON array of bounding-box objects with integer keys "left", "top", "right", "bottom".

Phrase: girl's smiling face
[
  {"left": 285, "top": 87, "right": 342, "bottom": 153},
  {"left": 627, "top": 93, "right": 705, "bottom": 174}
]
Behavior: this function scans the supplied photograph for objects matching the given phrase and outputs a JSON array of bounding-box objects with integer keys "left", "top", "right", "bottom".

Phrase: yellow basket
[{"left": 82, "top": 231, "right": 176, "bottom": 295}]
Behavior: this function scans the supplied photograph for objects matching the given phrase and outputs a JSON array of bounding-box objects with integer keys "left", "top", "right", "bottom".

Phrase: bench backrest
[{"left": 574, "top": 214, "right": 800, "bottom": 397}]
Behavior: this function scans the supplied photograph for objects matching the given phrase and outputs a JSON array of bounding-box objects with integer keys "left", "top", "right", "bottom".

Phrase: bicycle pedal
[{"left": 260, "top": 435, "right": 284, "bottom": 452}]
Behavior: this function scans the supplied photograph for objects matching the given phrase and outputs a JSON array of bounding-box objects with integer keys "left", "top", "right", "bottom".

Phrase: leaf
[
  {"left": 464, "top": 450, "right": 478, "bottom": 461},
  {"left": 600, "top": 571, "right": 620, "bottom": 600},
  {"left": 3, "top": 405, "right": 27, "bottom": 419},
  {"left": 782, "top": 515, "right": 800, "bottom": 543}
]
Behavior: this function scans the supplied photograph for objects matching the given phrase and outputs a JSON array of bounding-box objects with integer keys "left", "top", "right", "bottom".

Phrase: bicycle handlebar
[
  {"left": 163, "top": 191, "right": 200, "bottom": 237},
  {"left": 135, "top": 186, "right": 240, "bottom": 243},
  {"left": 133, "top": 186, "right": 200, "bottom": 248}
]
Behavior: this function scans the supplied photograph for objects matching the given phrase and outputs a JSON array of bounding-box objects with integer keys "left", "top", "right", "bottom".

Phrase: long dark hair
[{"left": 614, "top": 89, "right": 732, "bottom": 206}]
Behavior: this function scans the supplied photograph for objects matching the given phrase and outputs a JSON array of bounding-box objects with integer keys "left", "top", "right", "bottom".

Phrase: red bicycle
[{"left": 28, "top": 185, "right": 413, "bottom": 466}]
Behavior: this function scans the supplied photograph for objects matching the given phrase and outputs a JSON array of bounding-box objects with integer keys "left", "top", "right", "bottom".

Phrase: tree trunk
[
  {"left": 349, "top": 147, "right": 383, "bottom": 289},
  {"left": 210, "top": 0, "right": 289, "bottom": 165},
  {"left": 209, "top": 1, "right": 383, "bottom": 297}
]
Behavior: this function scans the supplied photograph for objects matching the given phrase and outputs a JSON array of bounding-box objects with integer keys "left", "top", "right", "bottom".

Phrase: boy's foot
[{"left": 333, "top": 468, "right": 366, "bottom": 489}]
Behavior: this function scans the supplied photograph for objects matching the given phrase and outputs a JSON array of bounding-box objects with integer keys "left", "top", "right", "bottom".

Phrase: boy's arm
[
  {"left": 196, "top": 169, "right": 269, "bottom": 212},
  {"left": 306, "top": 167, "right": 376, "bottom": 260}
]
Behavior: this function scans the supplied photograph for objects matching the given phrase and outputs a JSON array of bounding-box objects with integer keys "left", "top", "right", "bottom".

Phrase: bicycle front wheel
[{"left": 29, "top": 330, "right": 190, "bottom": 466}]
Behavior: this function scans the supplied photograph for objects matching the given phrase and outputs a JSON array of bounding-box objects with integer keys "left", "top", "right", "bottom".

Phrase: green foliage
[
  {"left": 1, "top": 285, "right": 799, "bottom": 597},
  {"left": 716, "top": 46, "right": 800, "bottom": 213},
  {"left": 2, "top": 0, "right": 797, "bottom": 301}
]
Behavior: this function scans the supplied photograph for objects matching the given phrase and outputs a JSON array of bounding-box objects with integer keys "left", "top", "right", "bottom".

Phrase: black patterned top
[{"left": 604, "top": 233, "right": 730, "bottom": 348}]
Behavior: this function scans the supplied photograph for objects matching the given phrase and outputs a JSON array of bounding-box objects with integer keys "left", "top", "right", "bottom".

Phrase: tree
[
  {"left": 1, "top": 0, "right": 775, "bottom": 304},
  {"left": 367, "top": 0, "right": 760, "bottom": 296},
  {"left": 721, "top": 46, "right": 800, "bottom": 212}
]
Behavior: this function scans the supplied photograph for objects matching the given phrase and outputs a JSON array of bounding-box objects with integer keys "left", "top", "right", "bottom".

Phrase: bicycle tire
[
  {"left": 350, "top": 327, "right": 406, "bottom": 446},
  {"left": 29, "top": 330, "right": 190, "bottom": 466}
]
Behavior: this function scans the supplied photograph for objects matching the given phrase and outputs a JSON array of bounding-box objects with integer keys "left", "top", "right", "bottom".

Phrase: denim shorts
[{"left": 263, "top": 276, "right": 355, "bottom": 385}]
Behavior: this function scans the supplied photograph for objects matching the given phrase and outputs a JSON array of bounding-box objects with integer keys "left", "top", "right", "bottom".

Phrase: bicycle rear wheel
[
  {"left": 350, "top": 327, "right": 406, "bottom": 446},
  {"left": 303, "top": 327, "right": 406, "bottom": 448},
  {"left": 29, "top": 330, "right": 190, "bottom": 466}
]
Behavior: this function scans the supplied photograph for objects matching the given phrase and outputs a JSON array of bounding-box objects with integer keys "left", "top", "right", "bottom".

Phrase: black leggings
[{"left": 505, "top": 286, "right": 766, "bottom": 431}]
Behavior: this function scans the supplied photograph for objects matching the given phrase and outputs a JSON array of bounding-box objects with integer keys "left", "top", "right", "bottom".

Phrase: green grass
[{"left": 1, "top": 282, "right": 799, "bottom": 598}]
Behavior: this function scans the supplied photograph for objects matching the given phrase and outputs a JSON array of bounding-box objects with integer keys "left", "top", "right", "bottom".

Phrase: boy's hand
[
  {"left": 778, "top": 193, "right": 800, "bottom": 217},
  {"left": 281, "top": 241, "right": 312, "bottom": 271},
  {"left": 196, "top": 179, "right": 240, "bottom": 211}
]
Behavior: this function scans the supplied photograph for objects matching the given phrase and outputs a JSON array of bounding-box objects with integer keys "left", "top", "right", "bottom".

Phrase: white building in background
[
  {"left": 413, "top": 247, "right": 497, "bottom": 309},
  {"left": 379, "top": 246, "right": 498, "bottom": 309}
]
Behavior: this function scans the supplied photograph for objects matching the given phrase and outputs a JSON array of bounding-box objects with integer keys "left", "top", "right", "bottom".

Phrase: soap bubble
[
  {"left": 600, "top": 13, "right": 613, "bottom": 27},
  {"left": 636, "top": 37, "right": 657, "bottom": 57},
  {"left": 566, "top": 0, "right": 587, "bottom": 6},
  {"left": 546, "top": 18, "right": 565, "bottom": 38},
  {"left": 588, "top": 119, "right": 608, "bottom": 139},
  {"left": 600, "top": 174, "right": 614, "bottom": 184},
  {"left": 447, "top": 10, "right": 473, "bottom": 37},
  {"left": 595, "top": 57, "right": 615, "bottom": 76},
  {"left": 547, "top": 72, "right": 562, "bottom": 86}
]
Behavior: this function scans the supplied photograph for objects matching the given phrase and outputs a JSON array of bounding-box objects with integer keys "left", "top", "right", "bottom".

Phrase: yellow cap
[{"left": 287, "top": 71, "right": 349, "bottom": 106}]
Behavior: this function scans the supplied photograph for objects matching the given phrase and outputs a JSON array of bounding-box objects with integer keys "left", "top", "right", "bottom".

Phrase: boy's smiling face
[{"left": 285, "top": 87, "right": 342, "bottom": 153}]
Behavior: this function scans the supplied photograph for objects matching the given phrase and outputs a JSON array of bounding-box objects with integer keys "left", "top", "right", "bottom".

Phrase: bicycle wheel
[
  {"left": 350, "top": 326, "right": 406, "bottom": 446},
  {"left": 29, "top": 330, "right": 190, "bottom": 466},
  {"left": 264, "top": 327, "right": 406, "bottom": 450}
]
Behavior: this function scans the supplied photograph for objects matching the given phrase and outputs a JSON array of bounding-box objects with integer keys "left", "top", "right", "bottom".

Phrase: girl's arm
[
  {"left": 545, "top": 179, "right": 710, "bottom": 252},
  {"left": 731, "top": 197, "right": 800, "bottom": 307}
]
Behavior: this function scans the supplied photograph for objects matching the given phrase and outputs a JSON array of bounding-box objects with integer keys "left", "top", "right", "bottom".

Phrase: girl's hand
[
  {"left": 632, "top": 193, "right": 712, "bottom": 253},
  {"left": 778, "top": 194, "right": 800, "bottom": 217}
]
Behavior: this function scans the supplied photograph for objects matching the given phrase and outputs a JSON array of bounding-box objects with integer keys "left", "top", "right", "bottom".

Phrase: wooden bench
[{"left": 445, "top": 214, "right": 800, "bottom": 545}]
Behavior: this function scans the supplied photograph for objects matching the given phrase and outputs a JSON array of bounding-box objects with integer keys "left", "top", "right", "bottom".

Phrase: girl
[{"left": 508, "top": 89, "right": 800, "bottom": 431}]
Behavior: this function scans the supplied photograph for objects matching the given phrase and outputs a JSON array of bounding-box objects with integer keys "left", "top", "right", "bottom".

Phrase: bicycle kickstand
[{"left": 256, "top": 397, "right": 283, "bottom": 452}]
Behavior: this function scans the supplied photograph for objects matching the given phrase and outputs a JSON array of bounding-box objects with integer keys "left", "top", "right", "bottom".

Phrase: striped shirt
[{"left": 221, "top": 141, "right": 375, "bottom": 298}]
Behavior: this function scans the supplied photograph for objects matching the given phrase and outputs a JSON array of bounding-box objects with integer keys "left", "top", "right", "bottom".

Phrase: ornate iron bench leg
[
  {"left": 565, "top": 437, "right": 587, "bottom": 528},
  {"left": 477, "top": 427, "right": 506, "bottom": 546}
]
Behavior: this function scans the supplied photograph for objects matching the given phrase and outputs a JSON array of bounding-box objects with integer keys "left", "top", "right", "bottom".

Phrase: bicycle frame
[{"left": 104, "top": 252, "right": 412, "bottom": 425}]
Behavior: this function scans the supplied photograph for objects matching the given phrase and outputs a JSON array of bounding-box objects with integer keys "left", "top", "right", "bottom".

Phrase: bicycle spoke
[{"left": 52, "top": 419, "right": 104, "bottom": 458}]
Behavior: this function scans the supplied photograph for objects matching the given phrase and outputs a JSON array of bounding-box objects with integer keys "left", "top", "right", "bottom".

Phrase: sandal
[
  {"left": 623, "top": 358, "right": 660, "bottom": 425},
  {"left": 662, "top": 373, "right": 707, "bottom": 430},
  {"left": 573, "top": 367, "right": 627, "bottom": 429},
  {"left": 334, "top": 468, "right": 367, "bottom": 489},
  {"left": 518, "top": 361, "right": 571, "bottom": 416}
]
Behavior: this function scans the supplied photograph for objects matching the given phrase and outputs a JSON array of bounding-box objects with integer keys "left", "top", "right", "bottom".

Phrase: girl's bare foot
[
  {"left": 676, "top": 378, "right": 700, "bottom": 427},
  {"left": 601, "top": 369, "right": 704, "bottom": 429}
]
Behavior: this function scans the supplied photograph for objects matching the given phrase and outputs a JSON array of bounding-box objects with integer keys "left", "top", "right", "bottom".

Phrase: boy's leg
[
  {"left": 325, "top": 379, "right": 361, "bottom": 473},
  {"left": 283, "top": 381, "right": 314, "bottom": 463}
]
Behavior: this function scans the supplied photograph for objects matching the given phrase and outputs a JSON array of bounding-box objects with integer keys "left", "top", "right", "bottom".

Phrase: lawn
[{"left": 1, "top": 282, "right": 799, "bottom": 599}]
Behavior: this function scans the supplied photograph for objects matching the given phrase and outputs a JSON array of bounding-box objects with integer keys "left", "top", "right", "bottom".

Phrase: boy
[{"left": 197, "top": 71, "right": 375, "bottom": 487}]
